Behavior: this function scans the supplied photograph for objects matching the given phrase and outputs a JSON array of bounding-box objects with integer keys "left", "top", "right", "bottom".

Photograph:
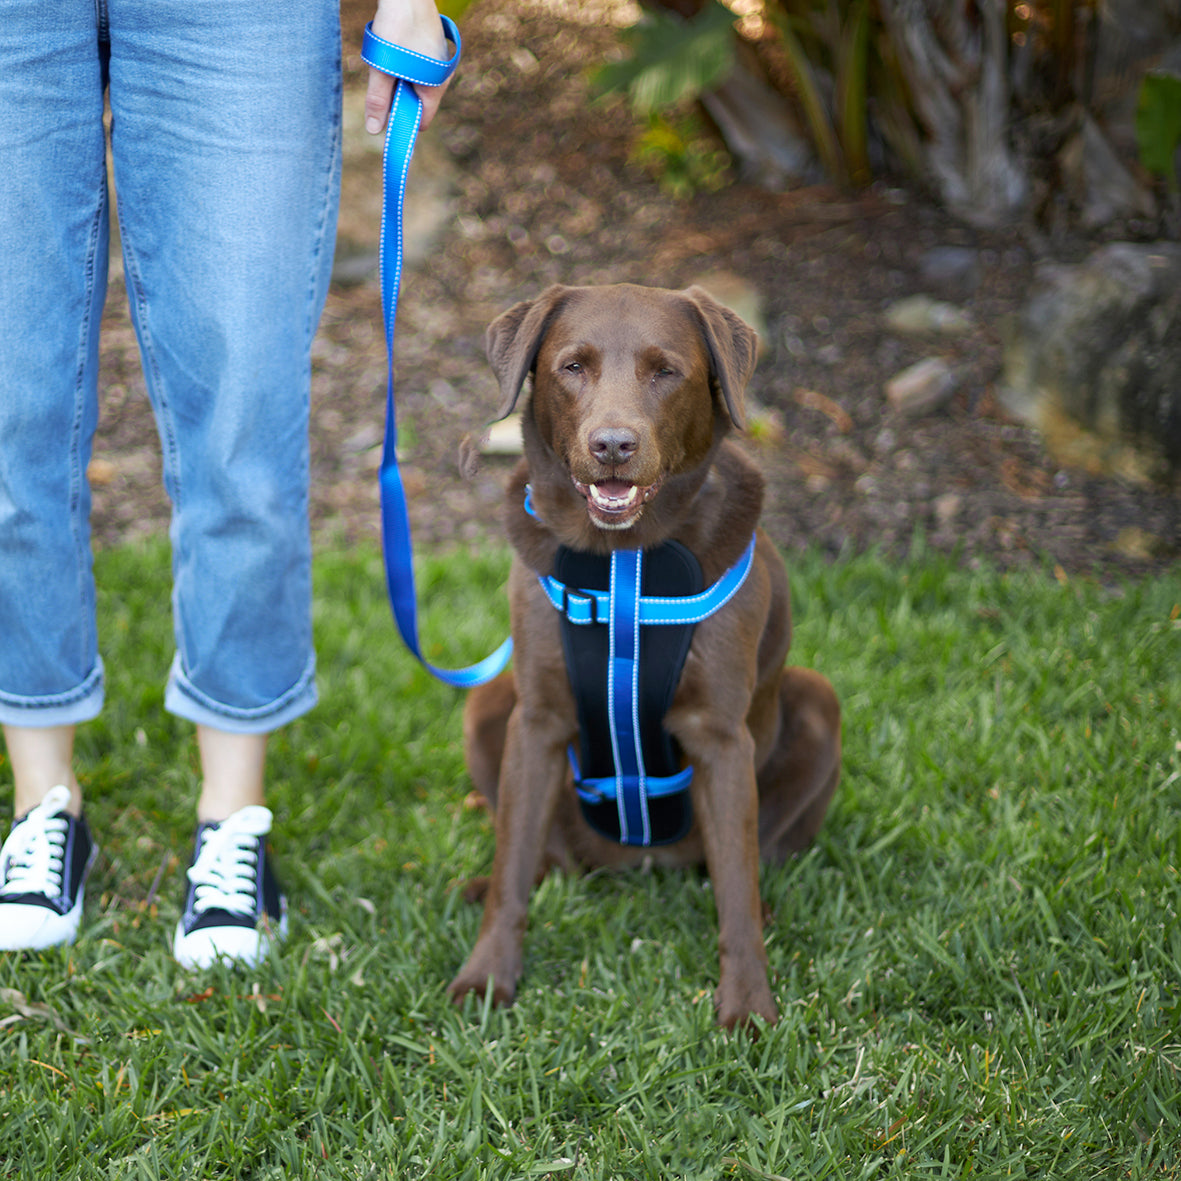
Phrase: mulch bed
[{"left": 90, "top": 0, "right": 1179, "bottom": 584}]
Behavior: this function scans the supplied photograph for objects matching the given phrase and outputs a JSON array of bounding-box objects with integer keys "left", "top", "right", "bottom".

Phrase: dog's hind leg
[{"left": 756, "top": 667, "right": 841, "bottom": 862}]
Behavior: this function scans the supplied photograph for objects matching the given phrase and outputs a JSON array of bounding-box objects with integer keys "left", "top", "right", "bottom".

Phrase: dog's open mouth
[{"left": 573, "top": 477, "right": 662, "bottom": 529}]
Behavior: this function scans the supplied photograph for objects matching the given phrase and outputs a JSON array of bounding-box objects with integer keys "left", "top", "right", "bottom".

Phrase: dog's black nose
[{"left": 589, "top": 427, "right": 638, "bottom": 466}]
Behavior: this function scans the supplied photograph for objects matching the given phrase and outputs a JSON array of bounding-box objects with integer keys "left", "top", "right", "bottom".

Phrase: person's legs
[
  {"left": 196, "top": 728, "right": 266, "bottom": 823},
  {"left": 108, "top": 1, "right": 341, "bottom": 740},
  {"left": 0, "top": 3, "right": 108, "bottom": 949},
  {"left": 0, "top": 5, "right": 108, "bottom": 739},
  {"left": 107, "top": 0, "right": 341, "bottom": 967},
  {"left": 4, "top": 726, "right": 81, "bottom": 819}
]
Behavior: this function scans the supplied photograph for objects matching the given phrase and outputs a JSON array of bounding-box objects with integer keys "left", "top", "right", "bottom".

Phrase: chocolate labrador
[{"left": 450, "top": 283, "right": 841, "bottom": 1029}]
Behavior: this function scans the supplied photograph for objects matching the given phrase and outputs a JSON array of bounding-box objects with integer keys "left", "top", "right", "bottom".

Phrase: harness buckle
[{"left": 562, "top": 586, "right": 599, "bottom": 625}]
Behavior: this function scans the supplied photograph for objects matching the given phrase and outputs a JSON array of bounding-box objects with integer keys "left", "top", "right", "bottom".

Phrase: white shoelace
[
  {"left": 0, "top": 784, "right": 73, "bottom": 900},
  {"left": 186, "top": 806, "right": 273, "bottom": 917}
]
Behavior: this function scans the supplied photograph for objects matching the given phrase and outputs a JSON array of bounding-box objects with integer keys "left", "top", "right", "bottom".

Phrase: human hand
[{"left": 365, "top": 0, "right": 454, "bottom": 134}]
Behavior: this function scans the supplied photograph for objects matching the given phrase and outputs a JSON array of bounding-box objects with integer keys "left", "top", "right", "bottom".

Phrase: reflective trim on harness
[{"left": 540, "top": 536, "right": 757, "bottom": 627}]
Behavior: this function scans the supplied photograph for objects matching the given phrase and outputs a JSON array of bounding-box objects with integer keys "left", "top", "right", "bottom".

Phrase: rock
[
  {"left": 87, "top": 458, "right": 118, "bottom": 487},
  {"left": 999, "top": 242, "right": 1181, "bottom": 480},
  {"left": 885, "top": 357, "right": 960, "bottom": 416},
  {"left": 933, "top": 492, "right": 962, "bottom": 527},
  {"left": 883, "top": 295, "right": 975, "bottom": 337},
  {"left": 917, "top": 246, "right": 982, "bottom": 299},
  {"left": 1110, "top": 526, "right": 1165, "bottom": 561},
  {"left": 477, "top": 413, "right": 524, "bottom": 455},
  {"left": 690, "top": 271, "right": 767, "bottom": 354},
  {"left": 343, "top": 422, "right": 383, "bottom": 454}
]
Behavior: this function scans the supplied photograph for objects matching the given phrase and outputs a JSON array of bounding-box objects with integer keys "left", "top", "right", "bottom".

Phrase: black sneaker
[
  {"left": 172, "top": 805, "right": 287, "bottom": 970},
  {"left": 0, "top": 785, "right": 97, "bottom": 951}
]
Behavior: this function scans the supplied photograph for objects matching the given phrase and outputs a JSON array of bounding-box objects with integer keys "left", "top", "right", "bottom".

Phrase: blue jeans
[{"left": 0, "top": 2, "right": 342, "bottom": 733}]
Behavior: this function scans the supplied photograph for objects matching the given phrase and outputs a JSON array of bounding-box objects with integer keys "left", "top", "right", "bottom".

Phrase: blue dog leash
[{"left": 361, "top": 17, "right": 512, "bottom": 688}]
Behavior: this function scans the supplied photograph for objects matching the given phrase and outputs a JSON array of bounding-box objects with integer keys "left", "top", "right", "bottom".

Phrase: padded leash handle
[{"left": 362, "top": 17, "right": 513, "bottom": 688}]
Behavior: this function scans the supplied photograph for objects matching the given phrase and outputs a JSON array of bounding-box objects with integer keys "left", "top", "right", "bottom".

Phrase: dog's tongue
[
  {"left": 587, "top": 481, "right": 640, "bottom": 515},
  {"left": 592, "top": 480, "right": 634, "bottom": 502}
]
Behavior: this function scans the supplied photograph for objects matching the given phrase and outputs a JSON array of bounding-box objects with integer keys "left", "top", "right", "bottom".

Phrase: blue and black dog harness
[{"left": 531, "top": 492, "right": 756, "bottom": 847}]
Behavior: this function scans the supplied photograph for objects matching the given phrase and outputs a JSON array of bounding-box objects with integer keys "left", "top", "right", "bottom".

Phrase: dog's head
[{"left": 485, "top": 283, "right": 758, "bottom": 535}]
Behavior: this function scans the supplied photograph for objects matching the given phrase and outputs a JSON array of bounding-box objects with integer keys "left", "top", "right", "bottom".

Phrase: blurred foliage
[
  {"left": 593, "top": 2, "right": 737, "bottom": 114},
  {"left": 594, "top": 0, "right": 915, "bottom": 191},
  {"left": 1136, "top": 71, "right": 1181, "bottom": 191},
  {"left": 764, "top": 0, "right": 881, "bottom": 187},
  {"left": 597, "top": 0, "right": 1178, "bottom": 215},
  {"left": 437, "top": 0, "right": 479, "bottom": 18},
  {"left": 629, "top": 111, "right": 733, "bottom": 198}
]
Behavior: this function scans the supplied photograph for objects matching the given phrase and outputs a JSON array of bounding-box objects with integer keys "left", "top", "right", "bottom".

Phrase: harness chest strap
[{"left": 539, "top": 535, "right": 757, "bottom": 627}]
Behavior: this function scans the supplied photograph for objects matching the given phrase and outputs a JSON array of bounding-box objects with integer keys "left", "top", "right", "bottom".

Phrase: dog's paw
[
  {"left": 447, "top": 968, "right": 517, "bottom": 1009},
  {"left": 448, "top": 939, "right": 522, "bottom": 1009},
  {"left": 714, "top": 979, "right": 779, "bottom": 1033}
]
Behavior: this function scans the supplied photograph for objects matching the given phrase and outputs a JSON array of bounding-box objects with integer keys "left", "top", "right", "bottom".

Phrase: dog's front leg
[
  {"left": 692, "top": 735, "right": 779, "bottom": 1031},
  {"left": 448, "top": 704, "right": 567, "bottom": 1008}
]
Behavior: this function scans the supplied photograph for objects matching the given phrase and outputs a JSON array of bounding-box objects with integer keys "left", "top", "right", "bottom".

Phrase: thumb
[{"left": 365, "top": 68, "right": 396, "bottom": 135}]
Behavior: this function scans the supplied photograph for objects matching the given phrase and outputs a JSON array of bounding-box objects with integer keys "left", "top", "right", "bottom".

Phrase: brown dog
[{"left": 450, "top": 283, "right": 841, "bottom": 1029}]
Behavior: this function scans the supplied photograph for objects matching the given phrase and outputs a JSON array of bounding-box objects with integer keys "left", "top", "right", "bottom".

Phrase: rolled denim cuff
[
  {"left": 163, "top": 652, "right": 318, "bottom": 735},
  {"left": 0, "top": 658, "right": 105, "bottom": 728}
]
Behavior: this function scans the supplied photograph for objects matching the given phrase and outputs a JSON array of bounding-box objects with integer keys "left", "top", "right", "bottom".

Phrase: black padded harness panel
[{"left": 554, "top": 540, "right": 703, "bottom": 845}]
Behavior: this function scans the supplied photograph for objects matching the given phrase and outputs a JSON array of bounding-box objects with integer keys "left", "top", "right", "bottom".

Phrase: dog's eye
[
  {"left": 654, "top": 366, "right": 675, "bottom": 379},
  {"left": 563, "top": 362, "right": 583, "bottom": 375}
]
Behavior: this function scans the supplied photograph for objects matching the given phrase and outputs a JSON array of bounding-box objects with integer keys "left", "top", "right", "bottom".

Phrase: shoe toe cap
[
  {"left": 0, "top": 901, "right": 79, "bottom": 951},
  {"left": 172, "top": 922, "right": 275, "bottom": 970}
]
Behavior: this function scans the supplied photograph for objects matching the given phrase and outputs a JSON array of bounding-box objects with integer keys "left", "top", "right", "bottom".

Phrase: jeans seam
[
  {"left": 304, "top": 46, "right": 342, "bottom": 354},
  {"left": 70, "top": 174, "right": 107, "bottom": 672}
]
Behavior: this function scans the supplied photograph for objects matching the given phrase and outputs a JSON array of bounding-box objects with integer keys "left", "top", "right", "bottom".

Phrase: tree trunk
[{"left": 877, "top": 0, "right": 1029, "bottom": 227}]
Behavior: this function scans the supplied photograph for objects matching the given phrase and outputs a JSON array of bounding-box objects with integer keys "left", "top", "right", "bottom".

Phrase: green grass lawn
[{"left": 2, "top": 538, "right": 1178, "bottom": 1179}]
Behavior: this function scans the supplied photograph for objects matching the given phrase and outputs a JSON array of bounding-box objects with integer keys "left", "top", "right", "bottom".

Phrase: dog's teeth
[{"left": 589, "top": 483, "right": 639, "bottom": 508}]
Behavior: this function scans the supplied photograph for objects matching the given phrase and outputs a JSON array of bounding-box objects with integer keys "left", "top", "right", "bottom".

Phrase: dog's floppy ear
[
  {"left": 682, "top": 285, "right": 759, "bottom": 430},
  {"left": 485, "top": 285, "right": 571, "bottom": 420}
]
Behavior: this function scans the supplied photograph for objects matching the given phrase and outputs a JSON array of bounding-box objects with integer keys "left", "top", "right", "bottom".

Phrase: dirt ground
[{"left": 89, "top": 0, "right": 1179, "bottom": 583}]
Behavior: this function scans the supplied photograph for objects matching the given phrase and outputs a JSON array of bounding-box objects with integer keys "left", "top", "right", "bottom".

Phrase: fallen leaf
[
  {"left": 793, "top": 386, "right": 854, "bottom": 433},
  {"left": 0, "top": 988, "right": 90, "bottom": 1043}
]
